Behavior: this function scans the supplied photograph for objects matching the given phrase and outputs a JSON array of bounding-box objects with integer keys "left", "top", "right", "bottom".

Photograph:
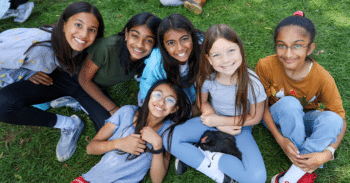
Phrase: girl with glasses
[
  {"left": 255, "top": 11, "right": 346, "bottom": 183},
  {"left": 72, "top": 80, "right": 191, "bottom": 183}
]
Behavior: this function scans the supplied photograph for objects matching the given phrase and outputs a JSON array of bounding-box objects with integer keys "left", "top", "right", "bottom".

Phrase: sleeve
[
  {"left": 318, "top": 71, "right": 345, "bottom": 118},
  {"left": 86, "top": 38, "right": 108, "bottom": 68},
  {"left": 255, "top": 58, "right": 273, "bottom": 98},
  {"left": 139, "top": 48, "right": 166, "bottom": 101},
  {"left": 248, "top": 70, "right": 267, "bottom": 104},
  {"left": 23, "top": 43, "right": 57, "bottom": 74},
  {"left": 105, "top": 105, "right": 126, "bottom": 128},
  {"left": 201, "top": 79, "right": 211, "bottom": 94}
]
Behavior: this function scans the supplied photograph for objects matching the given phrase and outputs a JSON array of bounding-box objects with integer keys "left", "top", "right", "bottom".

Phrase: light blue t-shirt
[
  {"left": 202, "top": 69, "right": 267, "bottom": 117},
  {"left": 82, "top": 105, "right": 172, "bottom": 183}
]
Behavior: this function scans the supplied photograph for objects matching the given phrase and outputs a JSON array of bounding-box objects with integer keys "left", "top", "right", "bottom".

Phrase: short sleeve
[
  {"left": 86, "top": 38, "right": 108, "bottom": 68},
  {"left": 255, "top": 57, "right": 275, "bottom": 98},
  {"left": 248, "top": 70, "right": 267, "bottom": 104},
  {"left": 201, "top": 79, "right": 211, "bottom": 93}
]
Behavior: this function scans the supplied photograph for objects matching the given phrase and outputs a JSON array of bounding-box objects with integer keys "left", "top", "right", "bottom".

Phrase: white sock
[
  {"left": 280, "top": 164, "right": 306, "bottom": 183},
  {"left": 196, "top": 147, "right": 224, "bottom": 183},
  {"left": 53, "top": 114, "right": 78, "bottom": 129}
]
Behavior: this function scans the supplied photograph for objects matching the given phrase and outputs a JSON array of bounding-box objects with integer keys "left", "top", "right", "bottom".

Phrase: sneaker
[
  {"left": 199, "top": 147, "right": 225, "bottom": 182},
  {"left": 271, "top": 172, "right": 317, "bottom": 183},
  {"left": 14, "top": 2, "right": 34, "bottom": 23},
  {"left": 271, "top": 172, "right": 285, "bottom": 183},
  {"left": 175, "top": 158, "right": 188, "bottom": 175},
  {"left": 184, "top": 0, "right": 203, "bottom": 15},
  {"left": 56, "top": 115, "right": 84, "bottom": 162},
  {"left": 298, "top": 173, "right": 317, "bottom": 183},
  {"left": 223, "top": 174, "right": 239, "bottom": 183}
]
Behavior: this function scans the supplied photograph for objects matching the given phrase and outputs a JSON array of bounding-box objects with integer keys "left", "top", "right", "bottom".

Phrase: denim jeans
[
  {"left": 263, "top": 96, "right": 343, "bottom": 154},
  {"left": 164, "top": 117, "right": 267, "bottom": 183}
]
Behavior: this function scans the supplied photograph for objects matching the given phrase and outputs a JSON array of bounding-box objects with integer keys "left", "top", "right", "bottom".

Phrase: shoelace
[{"left": 61, "top": 128, "right": 74, "bottom": 142}]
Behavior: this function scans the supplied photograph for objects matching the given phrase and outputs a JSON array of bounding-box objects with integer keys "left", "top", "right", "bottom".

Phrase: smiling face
[
  {"left": 148, "top": 84, "right": 178, "bottom": 119},
  {"left": 276, "top": 25, "right": 315, "bottom": 72},
  {"left": 163, "top": 29, "right": 193, "bottom": 64},
  {"left": 63, "top": 12, "right": 99, "bottom": 51},
  {"left": 125, "top": 25, "right": 156, "bottom": 61},
  {"left": 207, "top": 38, "right": 242, "bottom": 77}
]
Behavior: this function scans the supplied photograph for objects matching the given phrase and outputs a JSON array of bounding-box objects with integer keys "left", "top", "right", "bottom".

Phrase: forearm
[
  {"left": 86, "top": 138, "right": 121, "bottom": 155},
  {"left": 263, "top": 102, "right": 284, "bottom": 144},
  {"left": 150, "top": 151, "right": 170, "bottom": 183},
  {"left": 79, "top": 78, "right": 118, "bottom": 112},
  {"left": 200, "top": 101, "right": 216, "bottom": 114}
]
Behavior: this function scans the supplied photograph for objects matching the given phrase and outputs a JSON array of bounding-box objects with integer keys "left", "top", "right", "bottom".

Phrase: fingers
[{"left": 29, "top": 72, "right": 53, "bottom": 85}]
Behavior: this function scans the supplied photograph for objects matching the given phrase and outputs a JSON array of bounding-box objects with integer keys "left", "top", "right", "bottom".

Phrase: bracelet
[
  {"left": 150, "top": 145, "right": 164, "bottom": 154},
  {"left": 108, "top": 106, "right": 118, "bottom": 112}
]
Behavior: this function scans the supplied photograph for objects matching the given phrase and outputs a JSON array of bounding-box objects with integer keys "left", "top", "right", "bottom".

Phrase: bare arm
[
  {"left": 197, "top": 92, "right": 216, "bottom": 115},
  {"left": 140, "top": 127, "right": 170, "bottom": 183},
  {"left": 86, "top": 122, "right": 146, "bottom": 155},
  {"left": 150, "top": 151, "right": 171, "bottom": 183},
  {"left": 199, "top": 91, "right": 265, "bottom": 127},
  {"left": 78, "top": 54, "right": 119, "bottom": 115}
]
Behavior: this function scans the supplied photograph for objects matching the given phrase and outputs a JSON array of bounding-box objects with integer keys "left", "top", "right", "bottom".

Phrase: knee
[
  {"left": 244, "top": 168, "right": 267, "bottom": 183},
  {"left": 317, "top": 111, "right": 343, "bottom": 133}
]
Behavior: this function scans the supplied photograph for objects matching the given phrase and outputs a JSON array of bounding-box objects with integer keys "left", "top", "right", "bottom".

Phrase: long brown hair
[{"left": 196, "top": 24, "right": 257, "bottom": 126}]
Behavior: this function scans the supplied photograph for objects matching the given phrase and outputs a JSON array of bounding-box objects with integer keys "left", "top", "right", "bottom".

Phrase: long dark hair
[
  {"left": 158, "top": 14, "right": 203, "bottom": 88},
  {"left": 120, "top": 80, "right": 191, "bottom": 160},
  {"left": 26, "top": 1, "right": 104, "bottom": 75},
  {"left": 197, "top": 24, "right": 257, "bottom": 126},
  {"left": 117, "top": 12, "right": 161, "bottom": 75}
]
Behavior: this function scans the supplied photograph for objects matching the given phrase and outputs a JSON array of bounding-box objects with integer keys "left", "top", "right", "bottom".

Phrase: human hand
[
  {"left": 140, "top": 127, "right": 162, "bottom": 150},
  {"left": 216, "top": 125, "right": 242, "bottom": 136},
  {"left": 294, "top": 151, "right": 332, "bottom": 173},
  {"left": 278, "top": 137, "right": 300, "bottom": 164},
  {"left": 28, "top": 71, "right": 53, "bottom": 85},
  {"left": 201, "top": 113, "right": 219, "bottom": 127},
  {"left": 119, "top": 134, "right": 146, "bottom": 155}
]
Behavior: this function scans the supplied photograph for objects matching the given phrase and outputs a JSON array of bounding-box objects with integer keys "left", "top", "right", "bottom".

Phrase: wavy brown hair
[{"left": 196, "top": 24, "right": 257, "bottom": 126}]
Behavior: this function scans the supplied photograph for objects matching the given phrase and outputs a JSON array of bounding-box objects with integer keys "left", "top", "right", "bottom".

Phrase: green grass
[{"left": 1, "top": 0, "right": 349, "bottom": 182}]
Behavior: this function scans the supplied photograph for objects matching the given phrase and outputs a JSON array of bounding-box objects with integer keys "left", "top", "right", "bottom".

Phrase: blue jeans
[
  {"left": 263, "top": 96, "right": 343, "bottom": 154},
  {"left": 164, "top": 117, "right": 267, "bottom": 183}
]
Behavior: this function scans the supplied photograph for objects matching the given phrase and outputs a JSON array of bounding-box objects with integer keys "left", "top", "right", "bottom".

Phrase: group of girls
[{"left": 0, "top": 1, "right": 346, "bottom": 183}]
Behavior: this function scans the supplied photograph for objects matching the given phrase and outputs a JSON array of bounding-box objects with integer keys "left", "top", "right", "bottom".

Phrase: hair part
[
  {"left": 274, "top": 14, "right": 316, "bottom": 45},
  {"left": 119, "top": 79, "right": 191, "bottom": 160},
  {"left": 197, "top": 24, "right": 257, "bottom": 126},
  {"left": 157, "top": 13, "right": 204, "bottom": 88},
  {"left": 117, "top": 12, "right": 161, "bottom": 75}
]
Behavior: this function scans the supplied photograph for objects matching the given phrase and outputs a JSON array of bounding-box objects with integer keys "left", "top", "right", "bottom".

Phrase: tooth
[{"left": 75, "top": 38, "right": 85, "bottom": 43}]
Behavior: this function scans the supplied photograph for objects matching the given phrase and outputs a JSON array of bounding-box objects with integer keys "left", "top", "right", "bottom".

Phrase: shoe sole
[
  {"left": 184, "top": 1, "right": 203, "bottom": 15},
  {"left": 175, "top": 158, "right": 188, "bottom": 175},
  {"left": 56, "top": 121, "right": 85, "bottom": 162}
]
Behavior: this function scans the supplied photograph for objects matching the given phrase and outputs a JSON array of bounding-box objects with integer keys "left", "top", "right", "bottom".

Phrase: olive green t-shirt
[{"left": 87, "top": 35, "right": 138, "bottom": 89}]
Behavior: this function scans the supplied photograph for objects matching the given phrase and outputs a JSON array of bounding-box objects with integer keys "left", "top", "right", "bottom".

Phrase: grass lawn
[{"left": 1, "top": 0, "right": 349, "bottom": 182}]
